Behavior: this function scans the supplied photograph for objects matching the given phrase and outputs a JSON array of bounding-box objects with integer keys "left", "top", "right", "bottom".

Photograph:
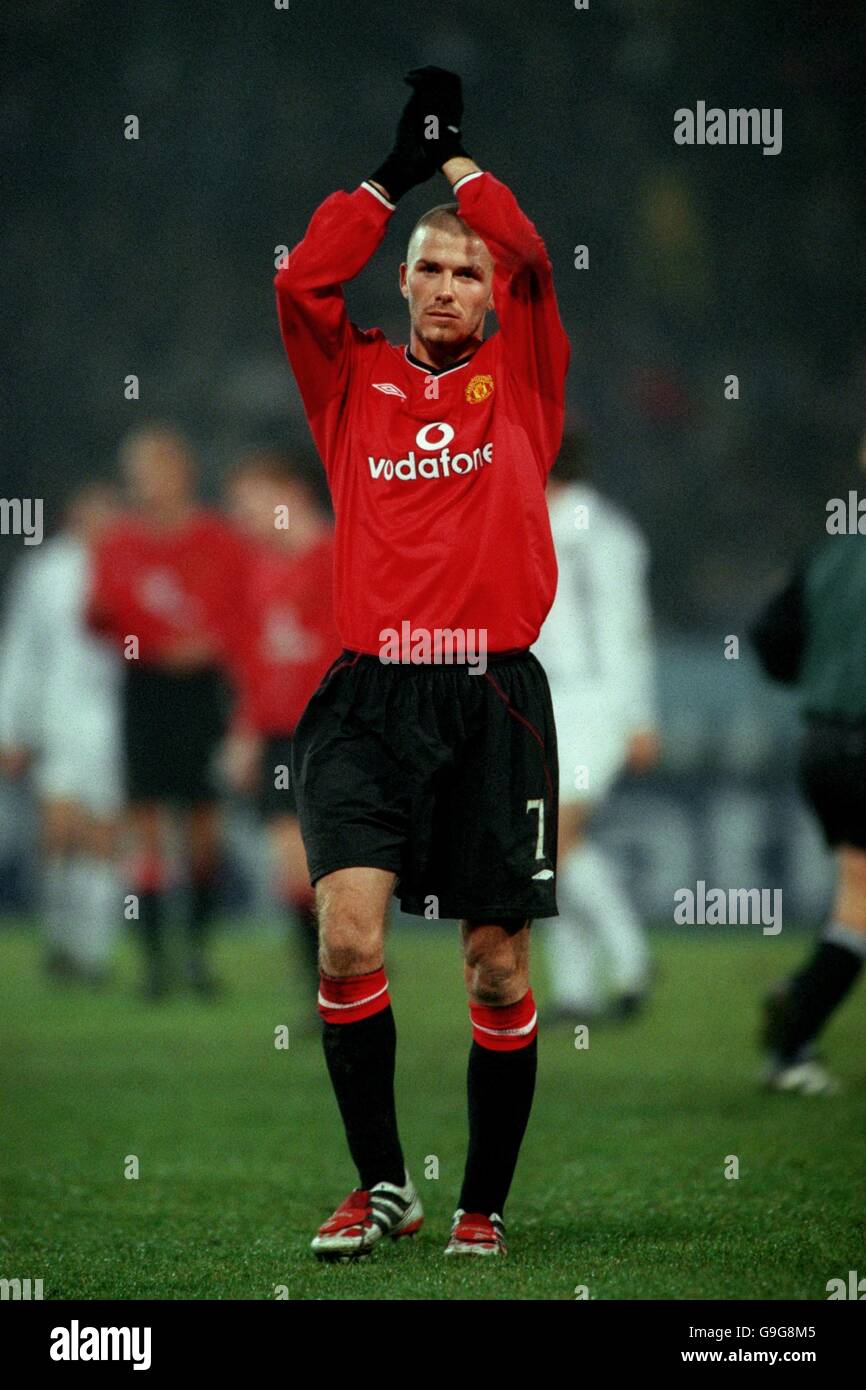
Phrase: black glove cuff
[
  {"left": 369, "top": 155, "right": 413, "bottom": 204},
  {"left": 432, "top": 130, "right": 468, "bottom": 165}
]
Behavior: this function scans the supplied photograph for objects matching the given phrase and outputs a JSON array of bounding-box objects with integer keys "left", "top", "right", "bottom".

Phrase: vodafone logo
[
  {"left": 367, "top": 422, "right": 493, "bottom": 483},
  {"left": 416, "top": 421, "right": 454, "bottom": 451}
]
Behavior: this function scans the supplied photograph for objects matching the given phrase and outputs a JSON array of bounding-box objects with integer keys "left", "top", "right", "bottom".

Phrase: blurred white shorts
[
  {"left": 550, "top": 697, "right": 629, "bottom": 805},
  {"left": 34, "top": 733, "right": 123, "bottom": 819}
]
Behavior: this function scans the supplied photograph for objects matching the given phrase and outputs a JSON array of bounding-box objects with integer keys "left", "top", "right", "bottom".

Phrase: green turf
[{"left": 1, "top": 920, "right": 863, "bottom": 1300}]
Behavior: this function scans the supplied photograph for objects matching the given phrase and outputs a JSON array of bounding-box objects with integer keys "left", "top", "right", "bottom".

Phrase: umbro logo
[{"left": 372, "top": 382, "right": 407, "bottom": 400}]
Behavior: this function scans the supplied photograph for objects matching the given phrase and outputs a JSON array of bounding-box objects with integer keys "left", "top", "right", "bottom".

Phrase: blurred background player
[
  {"left": 223, "top": 448, "right": 341, "bottom": 997},
  {"left": 88, "top": 424, "right": 246, "bottom": 999},
  {"left": 533, "top": 430, "right": 660, "bottom": 1023},
  {"left": 0, "top": 482, "right": 124, "bottom": 983},
  {"left": 751, "top": 430, "right": 866, "bottom": 1095}
]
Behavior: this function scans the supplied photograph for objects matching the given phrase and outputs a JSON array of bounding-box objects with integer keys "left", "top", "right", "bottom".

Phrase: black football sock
[
  {"left": 188, "top": 877, "right": 217, "bottom": 944},
  {"left": 459, "top": 1037, "right": 538, "bottom": 1217},
  {"left": 772, "top": 924, "right": 866, "bottom": 1063},
  {"left": 320, "top": 972, "right": 405, "bottom": 1190},
  {"left": 137, "top": 889, "right": 164, "bottom": 960}
]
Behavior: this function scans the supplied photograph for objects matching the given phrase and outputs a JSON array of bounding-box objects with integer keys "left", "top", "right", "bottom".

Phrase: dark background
[{"left": 3, "top": 0, "right": 865, "bottom": 630}]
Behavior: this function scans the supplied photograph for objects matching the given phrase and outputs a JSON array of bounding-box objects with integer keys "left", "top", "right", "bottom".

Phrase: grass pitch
[{"left": 1, "top": 920, "right": 863, "bottom": 1300}]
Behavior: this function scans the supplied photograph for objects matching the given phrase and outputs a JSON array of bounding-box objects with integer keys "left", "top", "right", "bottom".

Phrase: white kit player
[
  {"left": 533, "top": 433, "right": 660, "bottom": 1021},
  {"left": 0, "top": 484, "right": 124, "bottom": 982}
]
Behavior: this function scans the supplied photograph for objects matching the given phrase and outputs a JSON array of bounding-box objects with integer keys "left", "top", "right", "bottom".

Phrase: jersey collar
[{"left": 403, "top": 346, "right": 478, "bottom": 378}]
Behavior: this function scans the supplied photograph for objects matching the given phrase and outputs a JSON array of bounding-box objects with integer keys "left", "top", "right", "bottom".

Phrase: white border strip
[
  {"left": 318, "top": 981, "right": 389, "bottom": 1012},
  {"left": 452, "top": 170, "right": 484, "bottom": 195},
  {"left": 361, "top": 180, "right": 396, "bottom": 211},
  {"left": 473, "top": 1010, "right": 538, "bottom": 1039}
]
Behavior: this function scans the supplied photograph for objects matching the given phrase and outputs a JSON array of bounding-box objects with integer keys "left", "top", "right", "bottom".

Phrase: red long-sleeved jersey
[
  {"left": 274, "top": 170, "right": 570, "bottom": 655},
  {"left": 233, "top": 534, "right": 342, "bottom": 735},
  {"left": 87, "top": 510, "right": 246, "bottom": 668}
]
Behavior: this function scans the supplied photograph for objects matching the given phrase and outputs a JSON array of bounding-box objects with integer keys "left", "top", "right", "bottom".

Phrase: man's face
[
  {"left": 228, "top": 474, "right": 298, "bottom": 543},
  {"left": 122, "top": 436, "right": 193, "bottom": 511},
  {"left": 400, "top": 224, "right": 494, "bottom": 353}
]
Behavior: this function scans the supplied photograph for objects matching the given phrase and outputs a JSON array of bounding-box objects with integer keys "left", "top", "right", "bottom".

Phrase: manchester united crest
[{"left": 465, "top": 373, "right": 494, "bottom": 404}]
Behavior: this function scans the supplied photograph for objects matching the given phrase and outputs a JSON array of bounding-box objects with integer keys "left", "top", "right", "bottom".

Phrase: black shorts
[
  {"left": 800, "top": 716, "right": 866, "bottom": 851},
  {"left": 258, "top": 734, "right": 298, "bottom": 819},
  {"left": 291, "top": 648, "right": 559, "bottom": 920},
  {"left": 122, "top": 664, "right": 228, "bottom": 806}
]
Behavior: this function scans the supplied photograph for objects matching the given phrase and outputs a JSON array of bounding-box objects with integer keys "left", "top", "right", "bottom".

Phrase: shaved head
[{"left": 405, "top": 203, "right": 492, "bottom": 272}]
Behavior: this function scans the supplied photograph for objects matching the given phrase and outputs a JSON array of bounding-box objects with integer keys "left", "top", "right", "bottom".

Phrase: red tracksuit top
[
  {"left": 233, "top": 533, "right": 342, "bottom": 735},
  {"left": 274, "top": 170, "right": 570, "bottom": 655}
]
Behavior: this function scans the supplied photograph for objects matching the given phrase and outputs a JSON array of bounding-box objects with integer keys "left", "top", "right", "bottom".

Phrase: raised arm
[
  {"left": 443, "top": 158, "right": 570, "bottom": 403},
  {"left": 274, "top": 78, "right": 439, "bottom": 435},
  {"left": 403, "top": 68, "right": 569, "bottom": 461},
  {"left": 273, "top": 188, "right": 391, "bottom": 432}
]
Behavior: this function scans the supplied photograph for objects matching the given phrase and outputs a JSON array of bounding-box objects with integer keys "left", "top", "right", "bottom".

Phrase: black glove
[
  {"left": 370, "top": 68, "right": 467, "bottom": 202},
  {"left": 405, "top": 66, "right": 466, "bottom": 165},
  {"left": 370, "top": 89, "right": 438, "bottom": 203}
]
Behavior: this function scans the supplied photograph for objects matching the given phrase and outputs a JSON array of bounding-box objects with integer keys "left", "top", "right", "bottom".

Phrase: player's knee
[
  {"left": 41, "top": 801, "right": 82, "bottom": 855},
  {"left": 840, "top": 847, "right": 866, "bottom": 885},
  {"left": 41, "top": 826, "right": 72, "bottom": 858},
  {"left": 188, "top": 843, "right": 220, "bottom": 877},
  {"left": 320, "top": 932, "right": 382, "bottom": 976},
  {"left": 837, "top": 849, "right": 866, "bottom": 918},
  {"left": 463, "top": 947, "right": 525, "bottom": 1006},
  {"left": 317, "top": 895, "right": 384, "bottom": 975}
]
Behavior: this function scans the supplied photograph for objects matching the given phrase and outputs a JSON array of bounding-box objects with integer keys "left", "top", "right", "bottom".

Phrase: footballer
[
  {"left": 751, "top": 428, "right": 866, "bottom": 1095},
  {"left": 274, "top": 68, "right": 570, "bottom": 1258},
  {"left": 224, "top": 450, "right": 341, "bottom": 997},
  {"left": 88, "top": 426, "right": 246, "bottom": 999},
  {"left": 533, "top": 432, "right": 659, "bottom": 1024}
]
